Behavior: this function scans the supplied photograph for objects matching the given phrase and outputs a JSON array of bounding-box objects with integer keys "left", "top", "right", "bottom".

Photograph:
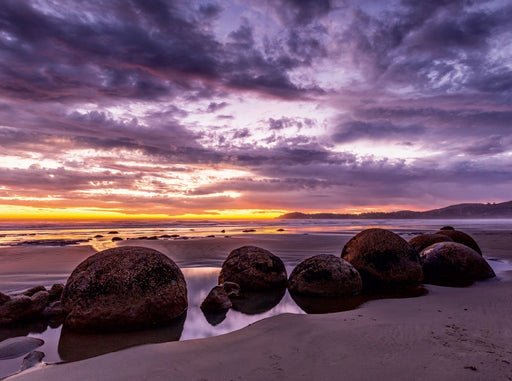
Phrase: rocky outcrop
[
  {"left": 219, "top": 246, "right": 287, "bottom": 291},
  {"left": 420, "top": 242, "right": 495, "bottom": 286},
  {"left": 61, "top": 246, "right": 187, "bottom": 333},
  {"left": 435, "top": 229, "right": 482, "bottom": 255},
  {"left": 288, "top": 255, "right": 362, "bottom": 297},
  {"left": 341, "top": 228, "right": 423, "bottom": 289}
]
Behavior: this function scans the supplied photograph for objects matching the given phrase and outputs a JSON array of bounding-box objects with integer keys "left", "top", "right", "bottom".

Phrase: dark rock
[
  {"left": 94, "top": 235, "right": 104, "bottom": 238},
  {"left": 159, "top": 235, "right": 172, "bottom": 239},
  {"left": 200, "top": 286, "right": 232, "bottom": 312},
  {"left": 0, "top": 292, "right": 10, "bottom": 306},
  {"left": 0, "top": 337, "right": 44, "bottom": 360},
  {"left": 420, "top": 242, "right": 495, "bottom": 286},
  {"left": 206, "top": 235, "right": 215, "bottom": 238},
  {"left": 42, "top": 301, "right": 64, "bottom": 318},
  {"left": 48, "top": 284, "right": 64, "bottom": 302},
  {"left": 440, "top": 226, "right": 455, "bottom": 230},
  {"left": 242, "top": 229, "right": 256, "bottom": 233},
  {"left": 202, "top": 310, "right": 227, "bottom": 326},
  {"left": 219, "top": 246, "right": 287, "bottom": 291},
  {"left": 137, "top": 236, "right": 148, "bottom": 240},
  {"left": 111, "top": 237, "right": 123, "bottom": 241},
  {"left": 30, "top": 291, "right": 49, "bottom": 316},
  {"left": 0, "top": 296, "right": 33, "bottom": 324},
  {"left": 409, "top": 234, "right": 454, "bottom": 253},
  {"left": 222, "top": 281, "right": 241, "bottom": 298},
  {"left": 147, "top": 236, "right": 158, "bottom": 240},
  {"left": 341, "top": 228, "right": 423, "bottom": 289},
  {"left": 23, "top": 286, "right": 46, "bottom": 297},
  {"left": 435, "top": 230, "right": 482, "bottom": 255},
  {"left": 220, "top": 230, "right": 226, "bottom": 233},
  {"left": 20, "top": 350, "right": 45, "bottom": 371},
  {"left": 276, "top": 228, "right": 285, "bottom": 232},
  {"left": 107, "top": 231, "right": 119, "bottom": 234},
  {"left": 170, "top": 234, "right": 180, "bottom": 238},
  {"left": 288, "top": 254, "right": 362, "bottom": 297},
  {"left": 61, "top": 246, "right": 188, "bottom": 333}
]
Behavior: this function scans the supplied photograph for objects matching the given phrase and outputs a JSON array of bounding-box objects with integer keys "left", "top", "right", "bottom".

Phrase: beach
[{"left": 1, "top": 223, "right": 512, "bottom": 380}]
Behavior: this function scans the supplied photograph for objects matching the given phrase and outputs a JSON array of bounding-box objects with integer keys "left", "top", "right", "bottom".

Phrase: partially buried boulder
[
  {"left": 435, "top": 229, "right": 482, "bottom": 255},
  {"left": 420, "top": 242, "right": 495, "bottom": 286},
  {"left": 409, "top": 233, "right": 453, "bottom": 253},
  {"left": 288, "top": 254, "right": 362, "bottom": 297},
  {"left": 341, "top": 228, "right": 423, "bottom": 289},
  {"left": 61, "top": 246, "right": 187, "bottom": 333},
  {"left": 218, "top": 246, "right": 287, "bottom": 291},
  {"left": 200, "top": 286, "right": 232, "bottom": 312}
]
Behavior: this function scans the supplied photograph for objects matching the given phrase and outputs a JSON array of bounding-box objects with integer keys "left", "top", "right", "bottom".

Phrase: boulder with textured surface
[
  {"left": 288, "top": 254, "right": 362, "bottom": 297},
  {"left": 221, "top": 281, "right": 241, "bottom": 298},
  {"left": 61, "top": 246, "right": 187, "bottom": 333},
  {"left": 219, "top": 246, "right": 287, "bottom": 291},
  {"left": 420, "top": 242, "right": 495, "bottom": 286},
  {"left": 435, "top": 229, "right": 482, "bottom": 255},
  {"left": 341, "top": 228, "right": 423, "bottom": 288},
  {"left": 200, "top": 286, "right": 232, "bottom": 312},
  {"left": 409, "top": 233, "right": 453, "bottom": 253}
]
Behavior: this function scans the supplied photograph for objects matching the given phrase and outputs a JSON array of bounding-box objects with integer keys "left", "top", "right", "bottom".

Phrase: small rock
[
  {"left": 23, "top": 286, "right": 47, "bottom": 297},
  {"left": 20, "top": 350, "right": 45, "bottom": 371},
  {"left": 0, "top": 291, "right": 10, "bottom": 305},
  {"left": 440, "top": 226, "right": 455, "bottom": 231},
  {"left": 111, "top": 237, "right": 123, "bottom": 241},
  {"left": 242, "top": 229, "right": 256, "bottom": 233},
  {"left": 0, "top": 296, "right": 33, "bottom": 323},
  {"left": 42, "top": 300, "right": 64, "bottom": 318},
  {"left": 30, "top": 291, "right": 49, "bottom": 316},
  {"left": 94, "top": 235, "right": 104, "bottom": 238},
  {"left": 48, "top": 284, "right": 64, "bottom": 302},
  {"left": 200, "top": 286, "right": 232, "bottom": 312},
  {"left": 108, "top": 231, "right": 119, "bottom": 234}
]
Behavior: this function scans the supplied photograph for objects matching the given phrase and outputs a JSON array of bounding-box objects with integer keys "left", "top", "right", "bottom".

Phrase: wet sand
[{"left": 3, "top": 230, "right": 512, "bottom": 380}]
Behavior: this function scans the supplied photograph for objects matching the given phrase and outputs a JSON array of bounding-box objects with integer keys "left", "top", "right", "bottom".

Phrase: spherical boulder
[
  {"left": 61, "top": 246, "right": 187, "bottom": 333},
  {"left": 218, "top": 246, "right": 287, "bottom": 291},
  {"left": 288, "top": 254, "right": 362, "bottom": 297},
  {"left": 341, "top": 228, "right": 423, "bottom": 288},
  {"left": 409, "top": 233, "right": 453, "bottom": 253},
  {"left": 420, "top": 242, "right": 495, "bottom": 286},
  {"left": 435, "top": 229, "right": 482, "bottom": 255}
]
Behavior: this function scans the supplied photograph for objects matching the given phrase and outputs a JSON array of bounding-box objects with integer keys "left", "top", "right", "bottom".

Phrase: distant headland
[{"left": 277, "top": 201, "right": 512, "bottom": 219}]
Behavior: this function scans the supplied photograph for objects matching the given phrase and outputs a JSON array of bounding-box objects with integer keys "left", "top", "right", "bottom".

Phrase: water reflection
[
  {"left": 58, "top": 312, "right": 186, "bottom": 362},
  {"left": 231, "top": 288, "right": 286, "bottom": 315}
]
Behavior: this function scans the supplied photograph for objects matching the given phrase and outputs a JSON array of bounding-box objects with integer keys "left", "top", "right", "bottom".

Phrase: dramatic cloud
[{"left": 0, "top": 0, "right": 511, "bottom": 218}]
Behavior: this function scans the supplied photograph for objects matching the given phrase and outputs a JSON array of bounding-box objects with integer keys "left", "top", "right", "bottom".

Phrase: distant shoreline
[{"left": 278, "top": 200, "right": 512, "bottom": 220}]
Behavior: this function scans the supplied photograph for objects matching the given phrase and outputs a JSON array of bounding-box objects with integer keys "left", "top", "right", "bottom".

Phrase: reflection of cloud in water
[{"left": 180, "top": 267, "right": 304, "bottom": 340}]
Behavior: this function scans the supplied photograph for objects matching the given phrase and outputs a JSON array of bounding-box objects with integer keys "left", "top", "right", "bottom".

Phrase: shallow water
[{"left": 1, "top": 219, "right": 511, "bottom": 378}]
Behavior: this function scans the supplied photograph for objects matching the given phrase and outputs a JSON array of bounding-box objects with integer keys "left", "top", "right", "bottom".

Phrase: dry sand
[{"left": 4, "top": 230, "right": 512, "bottom": 380}]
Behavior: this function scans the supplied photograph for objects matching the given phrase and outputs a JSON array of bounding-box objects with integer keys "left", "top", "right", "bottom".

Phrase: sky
[{"left": 0, "top": 0, "right": 511, "bottom": 220}]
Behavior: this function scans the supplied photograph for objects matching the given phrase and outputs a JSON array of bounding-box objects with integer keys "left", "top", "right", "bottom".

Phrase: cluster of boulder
[
  {"left": 0, "top": 227, "right": 496, "bottom": 335},
  {"left": 0, "top": 284, "right": 64, "bottom": 326},
  {"left": 202, "top": 227, "right": 495, "bottom": 316}
]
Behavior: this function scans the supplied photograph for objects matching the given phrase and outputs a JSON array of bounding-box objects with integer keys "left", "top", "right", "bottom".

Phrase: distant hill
[{"left": 277, "top": 201, "right": 512, "bottom": 219}]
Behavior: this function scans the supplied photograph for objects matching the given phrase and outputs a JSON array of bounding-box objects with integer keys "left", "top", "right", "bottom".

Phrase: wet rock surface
[
  {"left": 219, "top": 246, "right": 287, "bottom": 292},
  {"left": 341, "top": 228, "right": 423, "bottom": 289},
  {"left": 61, "top": 246, "right": 188, "bottom": 333},
  {"left": 288, "top": 254, "right": 362, "bottom": 297},
  {"left": 420, "top": 242, "right": 495, "bottom": 286}
]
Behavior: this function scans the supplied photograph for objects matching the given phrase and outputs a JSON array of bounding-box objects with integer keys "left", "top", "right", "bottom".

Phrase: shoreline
[{"left": 2, "top": 227, "right": 512, "bottom": 380}]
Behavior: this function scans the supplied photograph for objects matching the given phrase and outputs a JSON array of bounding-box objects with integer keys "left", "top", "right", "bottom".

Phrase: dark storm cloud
[{"left": 0, "top": 0, "right": 323, "bottom": 102}]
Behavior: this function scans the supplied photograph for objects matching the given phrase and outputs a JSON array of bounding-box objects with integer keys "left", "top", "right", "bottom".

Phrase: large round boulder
[
  {"left": 435, "top": 229, "right": 482, "bottom": 255},
  {"left": 288, "top": 255, "right": 362, "bottom": 297},
  {"left": 341, "top": 228, "right": 423, "bottom": 288},
  {"left": 420, "top": 242, "right": 495, "bottom": 286},
  {"left": 61, "top": 246, "right": 187, "bottom": 333},
  {"left": 218, "top": 246, "right": 287, "bottom": 291},
  {"left": 409, "top": 233, "right": 453, "bottom": 253}
]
